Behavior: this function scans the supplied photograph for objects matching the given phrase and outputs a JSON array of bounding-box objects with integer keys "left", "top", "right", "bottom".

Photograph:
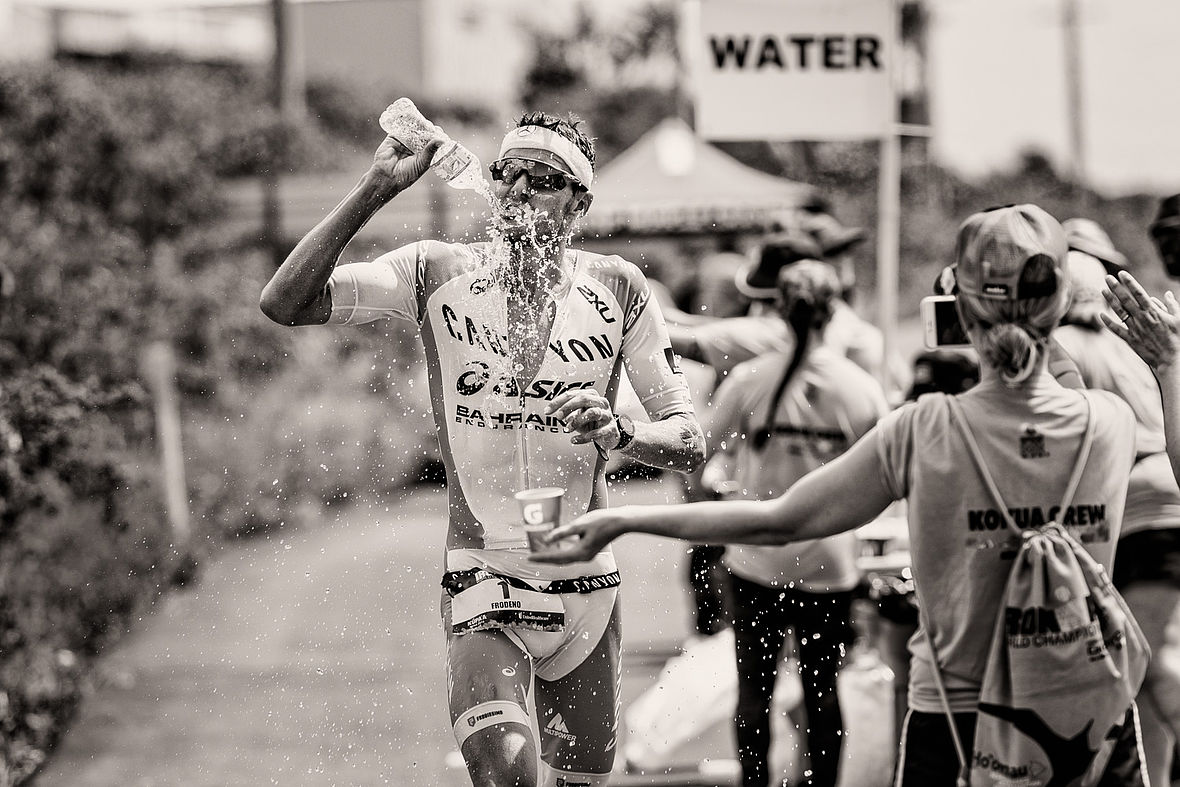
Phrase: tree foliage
[
  {"left": 0, "top": 57, "right": 452, "bottom": 783},
  {"left": 0, "top": 57, "right": 339, "bottom": 784},
  {"left": 518, "top": 2, "right": 681, "bottom": 164}
]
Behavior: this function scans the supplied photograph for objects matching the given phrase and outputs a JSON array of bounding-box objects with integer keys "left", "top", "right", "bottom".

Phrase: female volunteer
[
  {"left": 706, "top": 260, "right": 887, "bottom": 787},
  {"left": 536, "top": 205, "right": 1144, "bottom": 784}
]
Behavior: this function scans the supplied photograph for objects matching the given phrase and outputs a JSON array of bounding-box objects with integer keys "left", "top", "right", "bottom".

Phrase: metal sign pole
[
  {"left": 877, "top": 130, "right": 901, "bottom": 397},
  {"left": 876, "top": 0, "right": 901, "bottom": 397}
]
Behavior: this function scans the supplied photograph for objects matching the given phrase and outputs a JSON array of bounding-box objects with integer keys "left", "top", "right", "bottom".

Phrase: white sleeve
[
  {"left": 621, "top": 281, "right": 696, "bottom": 421},
  {"left": 326, "top": 242, "right": 425, "bottom": 326}
]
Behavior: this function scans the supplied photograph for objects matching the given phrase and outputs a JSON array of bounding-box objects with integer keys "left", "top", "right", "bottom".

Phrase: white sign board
[{"left": 692, "top": 0, "right": 894, "bottom": 140}]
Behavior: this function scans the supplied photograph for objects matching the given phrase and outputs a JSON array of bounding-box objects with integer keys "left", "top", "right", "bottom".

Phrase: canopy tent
[{"left": 578, "top": 118, "right": 816, "bottom": 238}]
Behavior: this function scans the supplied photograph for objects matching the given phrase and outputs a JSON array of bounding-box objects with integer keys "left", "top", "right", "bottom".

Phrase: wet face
[{"left": 489, "top": 158, "right": 592, "bottom": 248}]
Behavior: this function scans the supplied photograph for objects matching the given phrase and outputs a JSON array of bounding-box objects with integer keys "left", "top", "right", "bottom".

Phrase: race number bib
[{"left": 450, "top": 576, "right": 565, "bottom": 635}]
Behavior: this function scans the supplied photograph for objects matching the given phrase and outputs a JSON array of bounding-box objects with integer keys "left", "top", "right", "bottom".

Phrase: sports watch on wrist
[{"left": 612, "top": 413, "right": 635, "bottom": 452}]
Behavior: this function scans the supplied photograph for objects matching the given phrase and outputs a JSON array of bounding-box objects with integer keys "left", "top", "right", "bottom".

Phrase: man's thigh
[
  {"left": 446, "top": 628, "right": 535, "bottom": 745},
  {"left": 533, "top": 600, "right": 622, "bottom": 777}
]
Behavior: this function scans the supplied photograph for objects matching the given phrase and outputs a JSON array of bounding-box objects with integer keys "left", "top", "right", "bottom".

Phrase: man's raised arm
[
  {"left": 259, "top": 137, "right": 440, "bottom": 326},
  {"left": 1103, "top": 271, "right": 1180, "bottom": 486}
]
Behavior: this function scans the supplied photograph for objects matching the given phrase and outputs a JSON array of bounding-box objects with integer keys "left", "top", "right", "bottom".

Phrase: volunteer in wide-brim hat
[
  {"left": 1056, "top": 221, "right": 1180, "bottom": 787},
  {"left": 665, "top": 233, "right": 823, "bottom": 379},
  {"left": 261, "top": 107, "right": 706, "bottom": 787},
  {"left": 799, "top": 210, "right": 893, "bottom": 383},
  {"left": 734, "top": 232, "right": 825, "bottom": 300},
  {"left": 537, "top": 204, "right": 1149, "bottom": 786}
]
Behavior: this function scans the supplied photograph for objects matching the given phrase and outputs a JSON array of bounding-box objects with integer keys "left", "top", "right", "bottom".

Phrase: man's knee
[
  {"left": 462, "top": 724, "right": 537, "bottom": 787},
  {"left": 455, "top": 700, "right": 537, "bottom": 786}
]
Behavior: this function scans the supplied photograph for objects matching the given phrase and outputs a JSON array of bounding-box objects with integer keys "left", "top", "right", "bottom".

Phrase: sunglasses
[{"left": 489, "top": 159, "right": 581, "bottom": 193}]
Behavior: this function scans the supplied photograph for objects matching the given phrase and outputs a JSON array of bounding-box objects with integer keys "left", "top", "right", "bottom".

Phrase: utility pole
[
  {"left": 1062, "top": 0, "right": 1087, "bottom": 195},
  {"left": 271, "top": 0, "right": 304, "bottom": 117},
  {"left": 263, "top": 0, "right": 305, "bottom": 265}
]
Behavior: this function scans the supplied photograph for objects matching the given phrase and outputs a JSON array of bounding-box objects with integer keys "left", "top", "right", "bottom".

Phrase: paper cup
[{"left": 514, "top": 487, "right": 564, "bottom": 552}]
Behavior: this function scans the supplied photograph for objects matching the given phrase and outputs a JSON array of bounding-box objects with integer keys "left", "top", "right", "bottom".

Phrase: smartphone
[{"left": 920, "top": 295, "right": 969, "bottom": 349}]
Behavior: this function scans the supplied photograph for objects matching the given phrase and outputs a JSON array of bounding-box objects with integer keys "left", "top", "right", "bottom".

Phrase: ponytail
[
  {"left": 752, "top": 260, "right": 840, "bottom": 450},
  {"left": 976, "top": 322, "right": 1042, "bottom": 387}
]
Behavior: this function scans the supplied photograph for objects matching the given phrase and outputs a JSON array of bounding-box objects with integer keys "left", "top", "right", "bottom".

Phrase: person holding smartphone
[
  {"left": 537, "top": 204, "right": 1147, "bottom": 785},
  {"left": 926, "top": 259, "right": 1085, "bottom": 389}
]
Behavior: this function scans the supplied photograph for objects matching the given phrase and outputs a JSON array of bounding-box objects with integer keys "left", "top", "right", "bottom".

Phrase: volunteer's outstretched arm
[
  {"left": 666, "top": 322, "right": 710, "bottom": 364},
  {"left": 1103, "top": 270, "right": 1180, "bottom": 485},
  {"left": 259, "top": 136, "right": 441, "bottom": 326},
  {"left": 532, "top": 429, "right": 893, "bottom": 563}
]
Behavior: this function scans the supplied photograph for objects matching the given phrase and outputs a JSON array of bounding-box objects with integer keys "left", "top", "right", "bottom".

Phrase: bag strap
[
  {"left": 918, "top": 391, "right": 1097, "bottom": 786},
  {"left": 946, "top": 392, "right": 1096, "bottom": 529},
  {"left": 916, "top": 600, "right": 970, "bottom": 787}
]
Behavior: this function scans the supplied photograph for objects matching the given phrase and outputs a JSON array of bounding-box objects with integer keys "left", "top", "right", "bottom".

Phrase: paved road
[
  {"left": 35, "top": 474, "right": 898, "bottom": 787},
  {"left": 33, "top": 477, "right": 710, "bottom": 787}
]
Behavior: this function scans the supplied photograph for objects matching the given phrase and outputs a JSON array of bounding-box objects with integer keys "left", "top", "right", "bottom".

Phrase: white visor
[{"left": 498, "top": 125, "right": 594, "bottom": 190}]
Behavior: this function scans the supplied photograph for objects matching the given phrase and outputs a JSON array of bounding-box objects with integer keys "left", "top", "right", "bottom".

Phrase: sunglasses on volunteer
[{"left": 489, "top": 158, "right": 585, "bottom": 193}]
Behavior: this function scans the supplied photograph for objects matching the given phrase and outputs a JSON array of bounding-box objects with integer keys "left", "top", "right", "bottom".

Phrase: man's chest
[{"left": 423, "top": 277, "right": 624, "bottom": 401}]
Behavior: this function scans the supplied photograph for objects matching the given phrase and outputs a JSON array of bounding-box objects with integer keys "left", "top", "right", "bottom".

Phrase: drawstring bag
[{"left": 923, "top": 394, "right": 1149, "bottom": 787}]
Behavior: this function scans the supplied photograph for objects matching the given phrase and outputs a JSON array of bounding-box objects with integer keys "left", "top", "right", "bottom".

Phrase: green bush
[
  {"left": 183, "top": 311, "right": 437, "bottom": 541},
  {"left": 0, "top": 57, "right": 352, "bottom": 784},
  {"left": 0, "top": 367, "right": 168, "bottom": 785}
]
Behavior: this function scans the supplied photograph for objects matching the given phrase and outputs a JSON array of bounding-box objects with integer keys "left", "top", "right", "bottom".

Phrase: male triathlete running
[{"left": 260, "top": 111, "right": 706, "bottom": 787}]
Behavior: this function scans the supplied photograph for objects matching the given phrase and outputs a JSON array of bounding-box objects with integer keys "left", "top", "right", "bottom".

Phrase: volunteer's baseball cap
[
  {"left": 1062, "top": 218, "right": 1127, "bottom": 273},
  {"left": 954, "top": 204, "right": 1068, "bottom": 302}
]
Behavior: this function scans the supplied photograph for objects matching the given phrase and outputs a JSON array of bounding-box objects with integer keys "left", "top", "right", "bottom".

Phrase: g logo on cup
[
  {"left": 523, "top": 503, "right": 546, "bottom": 526},
  {"left": 514, "top": 487, "right": 564, "bottom": 552}
]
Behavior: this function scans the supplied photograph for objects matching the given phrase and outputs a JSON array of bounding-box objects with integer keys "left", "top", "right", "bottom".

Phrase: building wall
[
  {"left": 294, "top": 0, "right": 424, "bottom": 95},
  {"left": 420, "top": 0, "right": 576, "bottom": 111},
  {"left": 3, "top": 3, "right": 60, "bottom": 61}
]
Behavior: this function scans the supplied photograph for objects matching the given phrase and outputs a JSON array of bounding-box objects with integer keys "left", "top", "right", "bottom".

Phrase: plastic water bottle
[{"left": 379, "top": 98, "right": 488, "bottom": 195}]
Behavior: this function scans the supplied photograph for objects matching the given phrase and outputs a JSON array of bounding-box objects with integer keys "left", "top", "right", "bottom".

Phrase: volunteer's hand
[
  {"left": 1102, "top": 271, "right": 1180, "bottom": 375},
  {"left": 529, "top": 508, "right": 627, "bottom": 565},
  {"left": 546, "top": 389, "right": 619, "bottom": 450},
  {"left": 368, "top": 135, "right": 445, "bottom": 199}
]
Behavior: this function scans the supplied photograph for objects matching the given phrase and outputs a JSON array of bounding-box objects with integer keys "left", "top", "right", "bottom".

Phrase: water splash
[
  {"left": 455, "top": 184, "right": 581, "bottom": 387},
  {"left": 444, "top": 179, "right": 586, "bottom": 488}
]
